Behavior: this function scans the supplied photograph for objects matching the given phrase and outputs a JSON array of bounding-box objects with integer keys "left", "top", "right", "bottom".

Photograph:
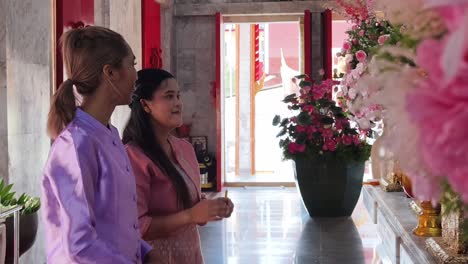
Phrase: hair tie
[{"left": 64, "top": 79, "right": 75, "bottom": 85}]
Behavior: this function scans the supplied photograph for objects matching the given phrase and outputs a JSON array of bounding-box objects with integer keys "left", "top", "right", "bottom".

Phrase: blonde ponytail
[{"left": 47, "top": 79, "right": 76, "bottom": 139}]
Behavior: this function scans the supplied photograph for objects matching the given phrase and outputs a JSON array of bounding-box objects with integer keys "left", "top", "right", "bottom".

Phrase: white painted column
[{"left": 238, "top": 24, "right": 252, "bottom": 176}]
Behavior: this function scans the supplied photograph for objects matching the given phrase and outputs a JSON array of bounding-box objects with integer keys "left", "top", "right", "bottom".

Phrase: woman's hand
[
  {"left": 216, "top": 197, "right": 234, "bottom": 218},
  {"left": 188, "top": 198, "right": 230, "bottom": 224}
]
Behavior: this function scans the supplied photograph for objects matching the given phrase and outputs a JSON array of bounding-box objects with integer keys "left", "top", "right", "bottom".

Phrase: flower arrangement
[
  {"left": 272, "top": 75, "right": 371, "bottom": 162},
  {"left": 348, "top": 0, "right": 468, "bottom": 241},
  {"left": 334, "top": 0, "right": 399, "bottom": 132}
]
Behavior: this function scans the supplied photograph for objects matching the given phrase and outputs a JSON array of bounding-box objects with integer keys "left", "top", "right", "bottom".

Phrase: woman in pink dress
[{"left": 123, "top": 68, "right": 234, "bottom": 263}]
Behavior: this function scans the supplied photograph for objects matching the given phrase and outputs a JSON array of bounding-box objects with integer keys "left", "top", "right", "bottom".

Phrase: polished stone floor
[{"left": 200, "top": 187, "right": 382, "bottom": 264}]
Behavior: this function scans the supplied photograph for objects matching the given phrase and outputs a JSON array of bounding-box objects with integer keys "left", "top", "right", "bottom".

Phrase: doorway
[{"left": 221, "top": 16, "right": 304, "bottom": 185}]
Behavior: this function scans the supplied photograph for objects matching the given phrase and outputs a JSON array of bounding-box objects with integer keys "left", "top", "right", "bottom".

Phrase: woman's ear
[
  {"left": 103, "top": 64, "right": 119, "bottom": 81},
  {"left": 140, "top": 99, "right": 151, "bottom": 114}
]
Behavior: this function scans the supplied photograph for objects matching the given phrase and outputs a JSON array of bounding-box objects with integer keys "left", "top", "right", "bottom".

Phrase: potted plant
[
  {"left": 0, "top": 179, "right": 41, "bottom": 262},
  {"left": 273, "top": 75, "right": 371, "bottom": 217}
]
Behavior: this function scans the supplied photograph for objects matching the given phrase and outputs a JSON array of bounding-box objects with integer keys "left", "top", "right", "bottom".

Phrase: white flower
[{"left": 348, "top": 88, "right": 358, "bottom": 99}]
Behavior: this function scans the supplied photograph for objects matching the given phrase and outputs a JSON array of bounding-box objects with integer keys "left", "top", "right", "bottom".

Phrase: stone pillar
[
  {"left": 6, "top": 0, "right": 52, "bottom": 262},
  {"left": 161, "top": 3, "right": 174, "bottom": 72},
  {"left": 311, "top": 12, "right": 323, "bottom": 81},
  {"left": 109, "top": 0, "right": 142, "bottom": 134},
  {"left": 95, "top": 0, "right": 110, "bottom": 28},
  {"left": 174, "top": 15, "right": 216, "bottom": 153},
  {"left": 0, "top": 0, "right": 8, "bottom": 182},
  {"left": 238, "top": 24, "right": 252, "bottom": 176}
]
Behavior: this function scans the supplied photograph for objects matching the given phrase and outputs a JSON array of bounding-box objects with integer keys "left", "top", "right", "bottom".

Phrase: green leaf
[
  {"left": 297, "top": 112, "right": 311, "bottom": 125},
  {"left": 280, "top": 118, "right": 289, "bottom": 127},
  {"left": 0, "top": 184, "right": 13, "bottom": 199},
  {"left": 282, "top": 94, "right": 297, "bottom": 103},
  {"left": 17, "top": 193, "right": 27, "bottom": 205},
  {"left": 276, "top": 128, "right": 287, "bottom": 137},
  {"left": 272, "top": 115, "right": 281, "bottom": 126},
  {"left": 2, "top": 192, "right": 16, "bottom": 206},
  {"left": 294, "top": 74, "right": 308, "bottom": 79},
  {"left": 321, "top": 116, "right": 334, "bottom": 125},
  {"left": 296, "top": 134, "right": 307, "bottom": 145},
  {"left": 299, "top": 80, "right": 312, "bottom": 87},
  {"left": 291, "top": 105, "right": 300, "bottom": 110}
]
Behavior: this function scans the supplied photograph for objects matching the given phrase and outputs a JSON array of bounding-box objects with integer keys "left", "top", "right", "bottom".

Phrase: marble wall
[
  {"left": 5, "top": 0, "right": 52, "bottom": 262},
  {"left": 174, "top": 15, "right": 217, "bottom": 153},
  {"left": 161, "top": 4, "right": 175, "bottom": 71},
  {"left": 95, "top": 0, "right": 110, "bottom": 28},
  {"left": 0, "top": 0, "right": 8, "bottom": 182},
  {"left": 108, "top": 0, "right": 143, "bottom": 134}
]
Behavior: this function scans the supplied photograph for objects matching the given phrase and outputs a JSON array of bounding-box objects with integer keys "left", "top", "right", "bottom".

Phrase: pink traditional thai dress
[{"left": 126, "top": 136, "right": 204, "bottom": 264}]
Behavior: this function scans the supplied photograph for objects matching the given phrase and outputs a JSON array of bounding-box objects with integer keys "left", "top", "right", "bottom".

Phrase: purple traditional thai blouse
[{"left": 41, "top": 109, "right": 151, "bottom": 264}]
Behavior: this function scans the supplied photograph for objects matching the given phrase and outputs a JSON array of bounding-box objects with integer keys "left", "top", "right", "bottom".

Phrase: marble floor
[{"left": 200, "top": 187, "right": 383, "bottom": 264}]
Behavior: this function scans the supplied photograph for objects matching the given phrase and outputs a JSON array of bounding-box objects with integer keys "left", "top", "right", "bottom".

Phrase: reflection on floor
[{"left": 200, "top": 187, "right": 383, "bottom": 264}]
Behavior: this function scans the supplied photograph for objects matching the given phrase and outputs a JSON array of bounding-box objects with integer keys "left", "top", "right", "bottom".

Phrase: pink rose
[
  {"left": 321, "top": 128, "right": 334, "bottom": 139},
  {"left": 378, "top": 35, "right": 389, "bottom": 46},
  {"left": 303, "top": 105, "right": 314, "bottom": 113},
  {"left": 342, "top": 41, "right": 352, "bottom": 51},
  {"left": 296, "top": 125, "right": 307, "bottom": 133},
  {"left": 322, "top": 140, "right": 337, "bottom": 151},
  {"left": 319, "top": 69, "right": 325, "bottom": 76},
  {"left": 288, "top": 143, "right": 306, "bottom": 154},
  {"left": 355, "top": 50, "right": 367, "bottom": 62},
  {"left": 353, "top": 39, "right": 358, "bottom": 44},
  {"left": 300, "top": 86, "right": 311, "bottom": 95},
  {"left": 359, "top": 30, "right": 365, "bottom": 37},
  {"left": 342, "top": 135, "right": 353, "bottom": 145}
]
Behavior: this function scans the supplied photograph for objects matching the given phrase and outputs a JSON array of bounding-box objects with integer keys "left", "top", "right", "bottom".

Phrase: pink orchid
[
  {"left": 407, "top": 27, "right": 468, "bottom": 202},
  {"left": 425, "top": 0, "right": 468, "bottom": 30},
  {"left": 355, "top": 50, "right": 367, "bottom": 62}
]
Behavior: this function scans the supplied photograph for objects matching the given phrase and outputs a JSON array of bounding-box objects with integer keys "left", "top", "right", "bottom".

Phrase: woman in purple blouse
[{"left": 41, "top": 26, "right": 155, "bottom": 263}]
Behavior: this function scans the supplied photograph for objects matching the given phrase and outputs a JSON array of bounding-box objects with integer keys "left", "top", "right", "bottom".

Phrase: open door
[
  {"left": 53, "top": 0, "right": 94, "bottom": 91},
  {"left": 215, "top": 12, "right": 223, "bottom": 192}
]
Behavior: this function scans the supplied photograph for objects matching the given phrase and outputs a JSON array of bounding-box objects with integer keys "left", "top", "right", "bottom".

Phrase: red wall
[
  {"left": 265, "top": 23, "right": 300, "bottom": 87},
  {"left": 55, "top": 0, "right": 94, "bottom": 90},
  {"left": 142, "top": 0, "right": 162, "bottom": 68}
]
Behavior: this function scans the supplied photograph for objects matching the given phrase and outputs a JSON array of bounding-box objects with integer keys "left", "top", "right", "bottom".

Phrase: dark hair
[
  {"left": 47, "top": 26, "right": 129, "bottom": 139},
  {"left": 123, "top": 69, "right": 191, "bottom": 209}
]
